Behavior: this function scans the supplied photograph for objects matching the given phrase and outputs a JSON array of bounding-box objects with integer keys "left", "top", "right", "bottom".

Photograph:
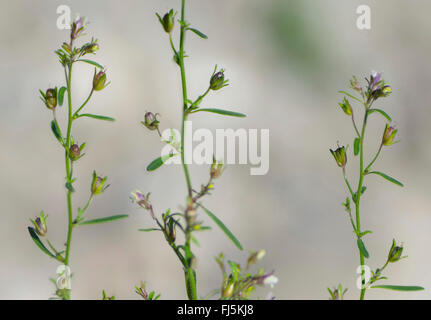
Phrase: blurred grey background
[{"left": 1, "top": 0, "right": 430, "bottom": 299}]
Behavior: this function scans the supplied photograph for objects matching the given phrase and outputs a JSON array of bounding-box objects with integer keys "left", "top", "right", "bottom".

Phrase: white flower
[{"left": 263, "top": 275, "right": 278, "bottom": 288}]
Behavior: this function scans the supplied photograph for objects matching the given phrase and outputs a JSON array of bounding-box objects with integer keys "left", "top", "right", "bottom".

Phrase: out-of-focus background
[{"left": 1, "top": 0, "right": 430, "bottom": 300}]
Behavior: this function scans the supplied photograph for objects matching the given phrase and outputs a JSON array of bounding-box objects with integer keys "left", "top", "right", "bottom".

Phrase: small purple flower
[
  {"left": 71, "top": 17, "right": 86, "bottom": 40},
  {"left": 370, "top": 71, "right": 382, "bottom": 90},
  {"left": 131, "top": 190, "right": 155, "bottom": 219}
]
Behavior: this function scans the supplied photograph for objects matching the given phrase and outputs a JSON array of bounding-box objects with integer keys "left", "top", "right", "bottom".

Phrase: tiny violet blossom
[
  {"left": 370, "top": 71, "right": 382, "bottom": 90},
  {"left": 130, "top": 190, "right": 155, "bottom": 219},
  {"left": 71, "top": 16, "right": 86, "bottom": 40}
]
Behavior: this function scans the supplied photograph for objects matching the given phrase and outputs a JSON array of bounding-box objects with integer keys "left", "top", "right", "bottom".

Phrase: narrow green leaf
[
  {"left": 28, "top": 227, "right": 56, "bottom": 259},
  {"left": 191, "top": 108, "right": 246, "bottom": 118},
  {"left": 368, "top": 171, "right": 404, "bottom": 187},
  {"left": 77, "top": 214, "right": 128, "bottom": 226},
  {"left": 338, "top": 91, "right": 361, "bottom": 103},
  {"left": 58, "top": 87, "right": 67, "bottom": 106},
  {"left": 51, "top": 120, "right": 63, "bottom": 144},
  {"left": 354, "top": 137, "right": 360, "bottom": 156},
  {"left": 371, "top": 285, "right": 424, "bottom": 291},
  {"left": 359, "top": 230, "right": 372, "bottom": 237},
  {"left": 147, "top": 154, "right": 175, "bottom": 172},
  {"left": 78, "top": 113, "right": 115, "bottom": 122},
  {"left": 76, "top": 59, "right": 104, "bottom": 70},
  {"left": 199, "top": 204, "right": 243, "bottom": 250},
  {"left": 138, "top": 228, "right": 161, "bottom": 232},
  {"left": 368, "top": 109, "right": 392, "bottom": 122},
  {"left": 357, "top": 238, "right": 369, "bottom": 258},
  {"left": 187, "top": 27, "right": 208, "bottom": 39}
]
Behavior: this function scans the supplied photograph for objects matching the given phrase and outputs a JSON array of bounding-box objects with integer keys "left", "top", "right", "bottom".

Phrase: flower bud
[
  {"left": 93, "top": 70, "right": 108, "bottom": 91},
  {"left": 210, "top": 68, "right": 229, "bottom": 91},
  {"left": 166, "top": 218, "right": 176, "bottom": 243},
  {"left": 91, "top": 171, "right": 109, "bottom": 195},
  {"left": 142, "top": 112, "right": 160, "bottom": 131},
  {"left": 247, "top": 249, "right": 266, "bottom": 266},
  {"left": 350, "top": 76, "right": 362, "bottom": 93},
  {"left": 31, "top": 211, "right": 48, "bottom": 237},
  {"left": 222, "top": 281, "right": 234, "bottom": 298},
  {"left": 69, "top": 144, "right": 81, "bottom": 161},
  {"left": 382, "top": 85, "right": 392, "bottom": 97},
  {"left": 328, "top": 284, "right": 347, "bottom": 300},
  {"left": 156, "top": 9, "right": 176, "bottom": 33},
  {"left": 388, "top": 239, "right": 405, "bottom": 263},
  {"left": 41, "top": 88, "right": 57, "bottom": 110},
  {"left": 81, "top": 42, "right": 99, "bottom": 56},
  {"left": 382, "top": 124, "right": 398, "bottom": 146},
  {"left": 71, "top": 17, "right": 86, "bottom": 40},
  {"left": 210, "top": 159, "right": 224, "bottom": 179},
  {"left": 338, "top": 97, "right": 352, "bottom": 116},
  {"left": 330, "top": 146, "right": 347, "bottom": 168}
]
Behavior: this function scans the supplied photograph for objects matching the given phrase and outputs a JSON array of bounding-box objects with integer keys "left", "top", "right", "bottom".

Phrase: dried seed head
[
  {"left": 69, "top": 144, "right": 81, "bottom": 161},
  {"left": 330, "top": 145, "right": 347, "bottom": 168}
]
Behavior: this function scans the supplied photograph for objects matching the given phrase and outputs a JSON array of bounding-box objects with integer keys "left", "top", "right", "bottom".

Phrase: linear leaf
[
  {"left": 368, "top": 109, "right": 392, "bottom": 122},
  {"left": 76, "top": 59, "right": 104, "bottom": 70},
  {"left": 51, "top": 120, "right": 63, "bottom": 144},
  {"left": 138, "top": 228, "right": 161, "bottom": 232},
  {"left": 368, "top": 171, "right": 404, "bottom": 187},
  {"left": 199, "top": 204, "right": 243, "bottom": 250},
  {"left": 354, "top": 137, "right": 360, "bottom": 156},
  {"left": 371, "top": 285, "right": 424, "bottom": 291},
  {"left": 58, "top": 87, "right": 67, "bottom": 106},
  {"left": 338, "top": 91, "right": 361, "bottom": 103},
  {"left": 78, "top": 114, "right": 115, "bottom": 122},
  {"left": 191, "top": 108, "right": 246, "bottom": 118},
  {"left": 187, "top": 27, "right": 208, "bottom": 39},
  {"left": 77, "top": 214, "right": 128, "bottom": 226},
  {"left": 28, "top": 227, "right": 56, "bottom": 259},
  {"left": 357, "top": 238, "right": 369, "bottom": 258},
  {"left": 147, "top": 154, "right": 175, "bottom": 172}
]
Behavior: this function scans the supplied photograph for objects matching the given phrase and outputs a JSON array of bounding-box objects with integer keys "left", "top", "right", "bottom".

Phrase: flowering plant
[
  {"left": 328, "top": 72, "right": 423, "bottom": 299},
  {"left": 132, "top": 0, "right": 276, "bottom": 300},
  {"left": 28, "top": 16, "right": 127, "bottom": 300}
]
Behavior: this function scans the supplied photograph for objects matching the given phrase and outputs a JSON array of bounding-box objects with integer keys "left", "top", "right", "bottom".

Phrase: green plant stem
[
  {"left": 73, "top": 89, "right": 93, "bottom": 118},
  {"left": 356, "top": 107, "right": 369, "bottom": 300},
  {"left": 365, "top": 142, "right": 383, "bottom": 173},
  {"left": 64, "top": 63, "right": 74, "bottom": 279},
  {"left": 178, "top": 0, "right": 197, "bottom": 300}
]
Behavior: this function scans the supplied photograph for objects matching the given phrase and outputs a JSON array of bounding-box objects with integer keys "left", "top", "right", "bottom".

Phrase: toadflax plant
[
  {"left": 131, "top": 0, "right": 276, "bottom": 300},
  {"left": 28, "top": 16, "right": 128, "bottom": 300},
  {"left": 328, "top": 72, "right": 424, "bottom": 300}
]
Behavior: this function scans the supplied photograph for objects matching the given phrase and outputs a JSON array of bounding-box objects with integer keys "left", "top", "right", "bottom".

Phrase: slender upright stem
[
  {"left": 356, "top": 107, "right": 369, "bottom": 300},
  {"left": 178, "top": 0, "right": 197, "bottom": 300},
  {"left": 64, "top": 63, "right": 74, "bottom": 274}
]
